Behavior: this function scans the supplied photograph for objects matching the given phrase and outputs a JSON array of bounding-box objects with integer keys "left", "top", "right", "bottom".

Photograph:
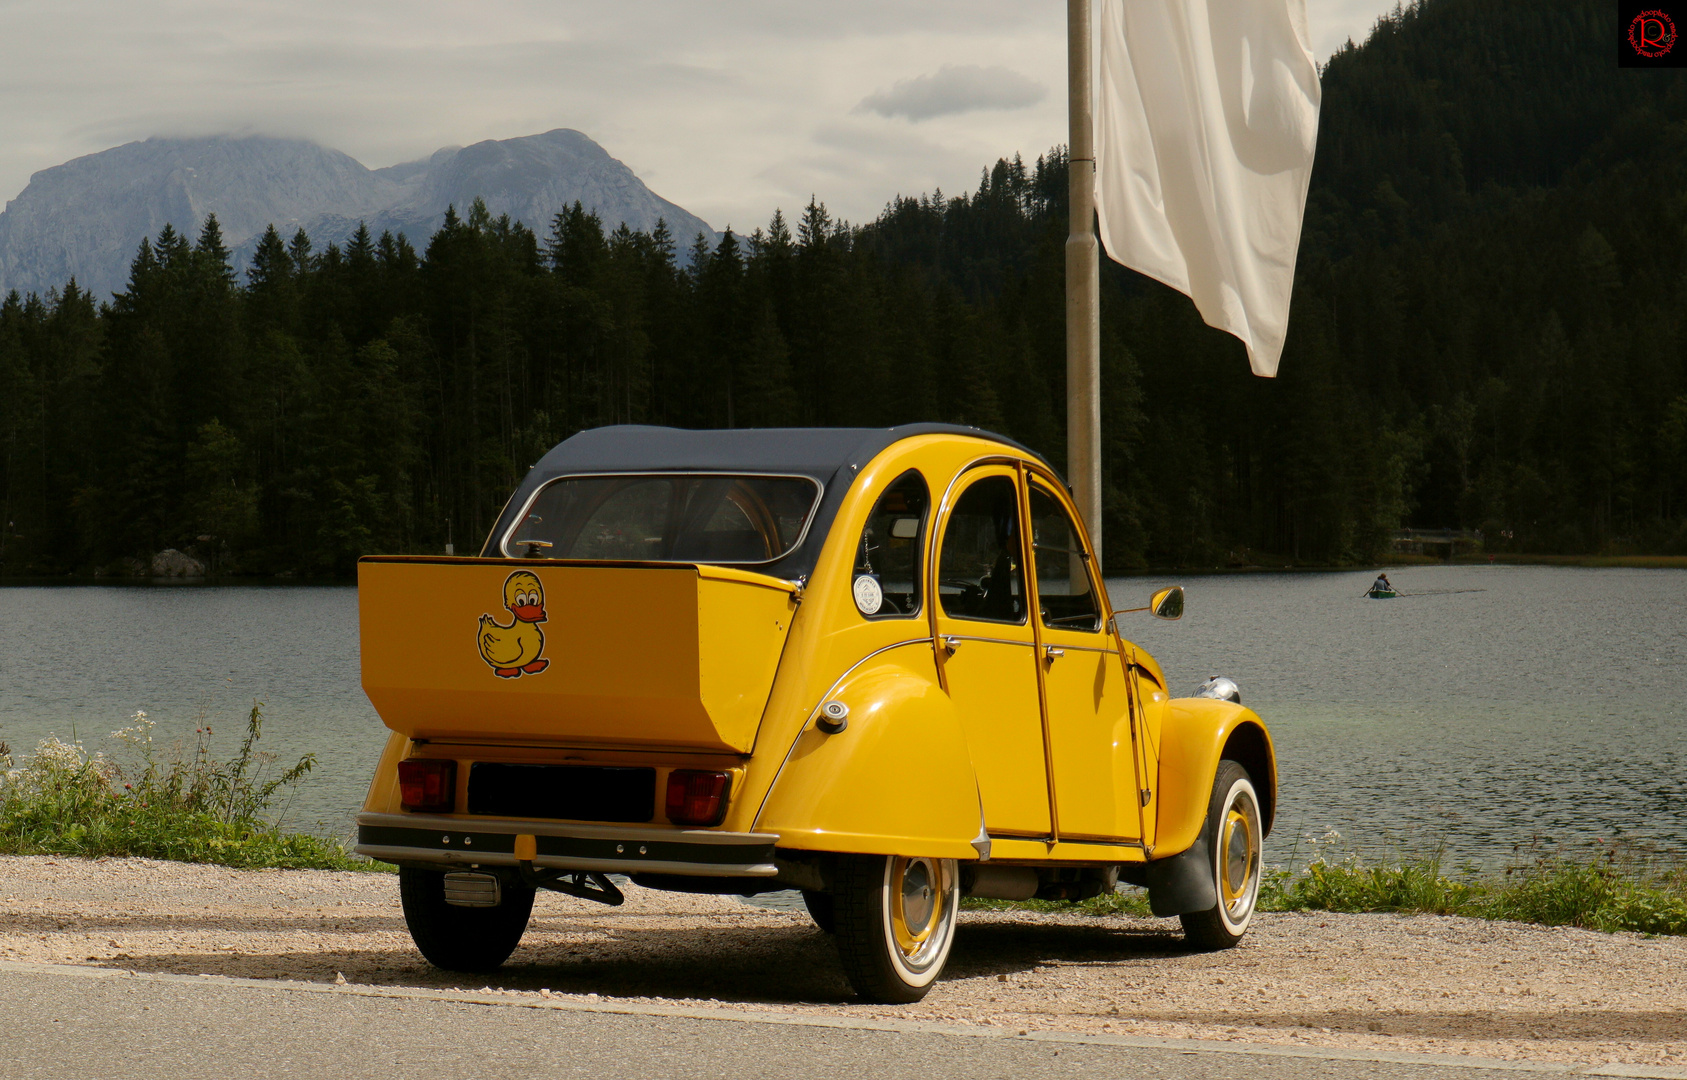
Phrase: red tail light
[
  {"left": 398, "top": 759, "right": 457, "bottom": 813},
  {"left": 665, "top": 770, "right": 730, "bottom": 827}
]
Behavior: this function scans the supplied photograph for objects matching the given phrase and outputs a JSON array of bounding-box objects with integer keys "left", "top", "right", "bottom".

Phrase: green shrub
[
  {"left": 1260, "top": 850, "right": 1481, "bottom": 916},
  {"left": 972, "top": 837, "right": 1687, "bottom": 938},
  {"left": 1475, "top": 850, "right": 1687, "bottom": 935},
  {"left": 0, "top": 705, "right": 367, "bottom": 870},
  {"left": 1260, "top": 840, "right": 1687, "bottom": 935}
]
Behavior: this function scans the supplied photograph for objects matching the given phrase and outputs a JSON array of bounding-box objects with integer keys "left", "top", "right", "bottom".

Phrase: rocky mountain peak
[{"left": 0, "top": 129, "right": 715, "bottom": 300}]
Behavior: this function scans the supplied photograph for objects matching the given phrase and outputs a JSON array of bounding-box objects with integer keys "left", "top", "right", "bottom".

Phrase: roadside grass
[
  {"left": 0, "top": 706, "right": 371, "bottom": 871},
  {"left": 964, "top": 839, "right": 1687, "bottom": 937},
  {"left": 1263, "top": 842, "right": 1687, "bottom": 934}
]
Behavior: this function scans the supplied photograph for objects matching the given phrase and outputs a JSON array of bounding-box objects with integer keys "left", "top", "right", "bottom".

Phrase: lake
[{"left": 2, "top": 565, "right": 1683, "bottom": 867}]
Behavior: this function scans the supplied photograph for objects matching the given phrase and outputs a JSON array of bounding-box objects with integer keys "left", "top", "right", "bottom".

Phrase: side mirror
[{"left": 1149, "top": 585, "right": 1184, "bottom": 621}]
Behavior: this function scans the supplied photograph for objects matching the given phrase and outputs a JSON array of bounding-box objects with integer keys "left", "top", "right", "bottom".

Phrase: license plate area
[
  {"left": 466, "top": 763, "right": 656, "bottom": 823},
  {"left": 443, "top": 871, "right": 501, "bottom": 907}
]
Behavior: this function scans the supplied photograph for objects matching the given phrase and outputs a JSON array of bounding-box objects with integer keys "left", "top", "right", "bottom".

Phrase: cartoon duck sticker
[{"left": 477, "top": 570, "right": 550, "bottom": 678}]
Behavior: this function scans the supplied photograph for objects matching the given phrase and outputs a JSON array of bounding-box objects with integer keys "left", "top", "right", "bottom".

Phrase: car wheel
[
  {"left": 398, "top": 867, "right": 536, "bottom": 972},
  {"left": 832, "top": 854, "right": 959, "bottom": 1003},
  {"left": 1180, "top": 760, "right": 1263, "bottom": 950},
  {"left": 801, "top": 889, "right": 836, "bottom": 934}
]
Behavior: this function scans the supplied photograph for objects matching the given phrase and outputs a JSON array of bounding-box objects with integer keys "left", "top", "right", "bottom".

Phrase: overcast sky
[{"left": 0, "top": 0, "right": 1398, "bottom": 233}]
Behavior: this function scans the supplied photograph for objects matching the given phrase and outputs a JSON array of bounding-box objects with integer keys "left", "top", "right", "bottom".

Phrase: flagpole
[{"left": 1067, "top": 0, "right": 1102, "bottom": 567}]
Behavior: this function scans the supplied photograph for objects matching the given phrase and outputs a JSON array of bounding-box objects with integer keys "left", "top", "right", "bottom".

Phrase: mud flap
[{"left": 1146, "top": 817, "right": 1217, "bottom": 916}]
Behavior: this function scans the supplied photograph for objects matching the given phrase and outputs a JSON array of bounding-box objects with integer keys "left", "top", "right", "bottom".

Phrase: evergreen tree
[{"left": 3, "top": 0, "right": 1683, "bottom": 577}]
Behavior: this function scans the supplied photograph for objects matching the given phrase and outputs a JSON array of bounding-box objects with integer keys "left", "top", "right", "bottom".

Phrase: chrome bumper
[{"left": 354, "top": 812, "right": 779, "bottom": 877}]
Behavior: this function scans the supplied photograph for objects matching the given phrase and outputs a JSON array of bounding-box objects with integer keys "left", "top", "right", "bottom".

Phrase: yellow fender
[
  {"left": 1153, "top": 697, "right": 1278, "bottom": 859},
  {"left": 753, "top": 645, "right": 982, "bottom": 860}
]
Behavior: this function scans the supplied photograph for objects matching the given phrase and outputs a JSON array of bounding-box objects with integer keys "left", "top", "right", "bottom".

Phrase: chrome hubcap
[
  {"left": 889, "top": 856, "right": 951, "bottom": 969},
  {"left": 901, "top": 861, "right": 935, "bottom": 936}
]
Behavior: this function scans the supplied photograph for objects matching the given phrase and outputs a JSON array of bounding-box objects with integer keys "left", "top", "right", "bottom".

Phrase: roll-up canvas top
[{"left": 482, "top": 424, "right": 1056, "bottom": 581}]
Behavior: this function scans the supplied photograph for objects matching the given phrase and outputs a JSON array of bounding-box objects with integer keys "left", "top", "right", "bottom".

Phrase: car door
[
  {"left": 1026, "top": 476, "right": 1144, "bottom": 844},
  {"left": 931, "top": 465, "right": 1051, "bottom": 838}
]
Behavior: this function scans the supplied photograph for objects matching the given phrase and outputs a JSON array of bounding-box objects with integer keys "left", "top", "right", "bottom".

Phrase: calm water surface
[{"left": 2, "top": 565, "right": 1682, "bottom": 864}]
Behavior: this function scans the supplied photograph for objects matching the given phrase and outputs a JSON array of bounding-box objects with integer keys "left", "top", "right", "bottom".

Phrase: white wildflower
[
  {"left": 111, "top": 710, "right": 154, "bottom": 747},
  {"left": 32, "top": 736, "right": 88, "bottom": 773},
  {"left": 12, "top": 736, "right": 116, "bottom": 792}
]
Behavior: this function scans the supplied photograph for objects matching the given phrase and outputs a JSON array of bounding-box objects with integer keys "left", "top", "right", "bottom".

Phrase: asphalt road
[{"left": 3, "top": 963, "right": 1671, "bottom": 1080}]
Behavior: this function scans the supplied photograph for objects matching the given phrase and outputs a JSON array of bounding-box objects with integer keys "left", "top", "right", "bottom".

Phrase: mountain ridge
[{"left": 0, "top": 129, "right": 717, "bottom": 300}]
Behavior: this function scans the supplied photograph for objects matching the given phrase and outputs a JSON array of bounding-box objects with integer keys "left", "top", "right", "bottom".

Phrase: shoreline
[{"left": 1, "top": 855, "right": 1682, "bottom": 1070}]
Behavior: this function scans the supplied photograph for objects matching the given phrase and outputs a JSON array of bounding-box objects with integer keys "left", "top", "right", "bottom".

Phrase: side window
[
  {"left": 850, "top": 471, "right": 929, "bottom": 619},
  {"left": 1029, "top": 483, "right": 1101, "bottom": 632},
  {"left": 937, "top": 475, "right": 1026, "bottom": 624}
]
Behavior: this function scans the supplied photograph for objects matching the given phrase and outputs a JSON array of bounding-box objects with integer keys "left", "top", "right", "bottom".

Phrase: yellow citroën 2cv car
[{"left": 355, "top": 424, "right": 1275, "bottom": 1002}]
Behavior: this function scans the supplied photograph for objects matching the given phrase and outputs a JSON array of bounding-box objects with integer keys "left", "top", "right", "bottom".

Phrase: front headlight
[{"left": 1192, "top": 676, "right": 1241, "bottom": 704}]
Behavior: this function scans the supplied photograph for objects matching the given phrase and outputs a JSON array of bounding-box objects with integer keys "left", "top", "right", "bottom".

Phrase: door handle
[
  {"left": 943, "top": 636, "right": 961, "bottom": 655},
  {"left": 1043, "top": 645, "right": 1065, "bottom": 662}
]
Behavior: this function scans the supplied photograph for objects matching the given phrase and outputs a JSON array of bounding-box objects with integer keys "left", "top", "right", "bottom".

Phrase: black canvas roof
[{"left": 481, "top": 423, "right": 1057, "bottom": 579}]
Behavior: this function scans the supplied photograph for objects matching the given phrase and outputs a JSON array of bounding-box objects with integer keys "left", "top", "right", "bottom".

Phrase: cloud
[
  {"left": 855, "top": 64, "right": 1045, "bottom": 122},
  {"left": 0, "top": 1, "right": 1396, "bottom": 238}
]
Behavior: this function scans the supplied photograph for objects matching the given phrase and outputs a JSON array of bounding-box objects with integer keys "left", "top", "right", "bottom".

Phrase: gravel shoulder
[{"left": 0, "top": 855, "right": 1680, "bottom": 1070}]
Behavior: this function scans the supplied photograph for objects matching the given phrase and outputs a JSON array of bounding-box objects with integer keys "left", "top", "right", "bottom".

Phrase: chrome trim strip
[
  {"left": 925, "top": 455, "right": 1025, "bottom": 589},
  {"left": 354, "top": 813, "right": 780, "bottom": 877},
  {"left": 937, "top": 633, "right": 1036, "bottom": 649},
  {"left": 852, "top": 467, "right": 931, "bottom": 623},
  {"left": 926, "top": 457, "right": 1033, "bottom": 632},
  {"left": 939, "top": 635, "right": 1113, "bottom": 656},
  {"left": 356, "top": 811, "right": 775, "bottom": 847},
  {"left": 1022, "top": 466, "right": 1118, "bottom": 628},
  {"left": 498, "top": 471, "right": 824, "bottom": 564},
  {"left": 748, "top": 637, "right": 936, "bottom": 831},
  {"left": 476, "top": 486, "right": 521, "bottom": 557},
  {"left": 1056, "top": 836, "right": 1147, "bottom": 850},
  {"left": 1029, "top": 641, "right": 1115, "bottom": 655},
  {"left": 355, "top": 847, "right": 777, "bottom": 878},
  {"left": 415, "top": 739, "right": 750, "bottom": 759}
]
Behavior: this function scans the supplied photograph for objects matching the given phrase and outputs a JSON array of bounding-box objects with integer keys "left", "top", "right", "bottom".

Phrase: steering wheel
[{"left": 939, "top": 577, "right": 985, "bottom": 599}]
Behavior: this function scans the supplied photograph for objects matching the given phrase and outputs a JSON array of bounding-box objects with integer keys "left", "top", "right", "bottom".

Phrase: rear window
[{"left": 500, "top": 474, "right": 822, "bottom": 565}]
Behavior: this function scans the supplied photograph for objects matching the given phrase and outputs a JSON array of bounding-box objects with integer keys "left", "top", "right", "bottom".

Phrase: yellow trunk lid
[{"left": 358, "top": 557, "right": 798, "bottom": 753}]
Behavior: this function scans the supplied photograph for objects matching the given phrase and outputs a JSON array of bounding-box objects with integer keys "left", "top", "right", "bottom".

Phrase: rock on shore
[{"left": 150, "top": 549, "right": 204, "bottom": 577}]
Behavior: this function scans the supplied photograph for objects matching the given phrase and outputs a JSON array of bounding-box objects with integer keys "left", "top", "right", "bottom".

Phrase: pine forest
[{"left": 2, "top": 0, "right": 1685, "bottom": 577}]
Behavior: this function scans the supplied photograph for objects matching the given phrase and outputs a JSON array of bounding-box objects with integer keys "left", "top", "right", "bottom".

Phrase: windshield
[{"left": 500, "top": 474, "right": 822, "bottom": 565}]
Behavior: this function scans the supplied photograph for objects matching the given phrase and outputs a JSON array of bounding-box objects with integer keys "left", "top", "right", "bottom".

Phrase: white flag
[{"left": 1094, "top": 0, "right": 1321, "bottom": 377}]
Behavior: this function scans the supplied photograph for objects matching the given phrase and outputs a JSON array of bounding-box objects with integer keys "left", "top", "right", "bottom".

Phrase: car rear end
[{"left": 353, "top": 556, "right": 801, "bottom": 891}]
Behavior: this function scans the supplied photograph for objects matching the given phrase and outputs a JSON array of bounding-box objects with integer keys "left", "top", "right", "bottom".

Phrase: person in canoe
[{"left": 1368, "top": 573, "right": 1396, "bottom": 598}]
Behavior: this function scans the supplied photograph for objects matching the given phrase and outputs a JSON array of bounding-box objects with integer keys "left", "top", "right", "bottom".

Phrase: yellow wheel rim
[
  {"left": 1220, "top": 803, "right": 1259, "bottom": 913},
  {"left": 890, "top": 857, "right": 945, "bottom": 958}
]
